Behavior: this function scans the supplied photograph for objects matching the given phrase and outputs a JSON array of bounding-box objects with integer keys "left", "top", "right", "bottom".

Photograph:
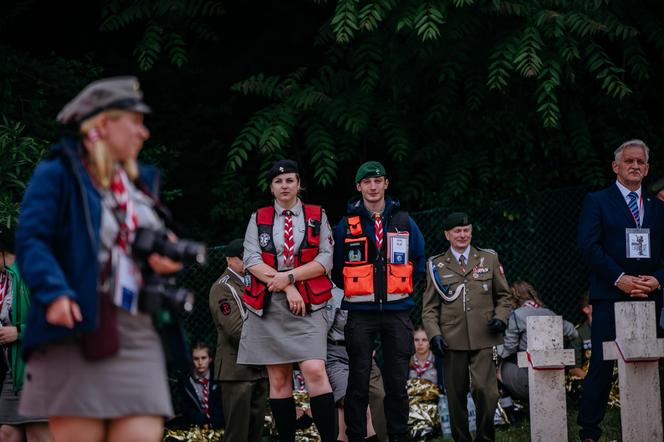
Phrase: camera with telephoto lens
[{"left": 131, "top": 226, "right": 207, "bottom": 314}]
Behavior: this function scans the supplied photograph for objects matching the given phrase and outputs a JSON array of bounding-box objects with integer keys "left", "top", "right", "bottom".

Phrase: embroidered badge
[
  {"left": 220, "top": 301, "right": 231, "bottom": 315},
  {"left": 259, "top": 232, "right": 271, "bottom": 248}
]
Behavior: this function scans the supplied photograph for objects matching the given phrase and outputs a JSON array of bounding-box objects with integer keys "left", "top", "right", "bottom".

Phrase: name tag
[
  {"left": 625, "top": 228, "right": 650, "bottom": 259},
  {"left": 112, "top": 246, "right": 142, "bottom": 314}
]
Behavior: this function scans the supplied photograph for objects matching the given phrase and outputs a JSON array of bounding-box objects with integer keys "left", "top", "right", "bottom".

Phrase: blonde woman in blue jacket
[{"left": 16, "top": 77, "right": 181, "bottom": 442}]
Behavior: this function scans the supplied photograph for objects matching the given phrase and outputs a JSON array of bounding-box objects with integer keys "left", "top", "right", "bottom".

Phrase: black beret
[
  {"left": 443, "top": 212, "right": 472, "bottom": 231},
  {"left": 0, "top": 225, "right": 15, "bottom": 254},
  {"left": 224, "top": 238, "right": 244, "bottom": 258},
  {"left": 268, "top": 159, "right": 299, "bottom": 181},
  {"left": 57, "top": 76, "right": 151, "bottom": 124}
]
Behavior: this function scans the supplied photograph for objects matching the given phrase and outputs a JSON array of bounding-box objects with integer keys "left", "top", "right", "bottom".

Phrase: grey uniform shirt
[{"left": 243, "top": 199, "right": 334, "bottom": 273}]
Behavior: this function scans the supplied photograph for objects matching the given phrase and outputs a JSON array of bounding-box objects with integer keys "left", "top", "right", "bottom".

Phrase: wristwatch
[{"left": 288, "top": 273, "right": 295, "bottom": 284}]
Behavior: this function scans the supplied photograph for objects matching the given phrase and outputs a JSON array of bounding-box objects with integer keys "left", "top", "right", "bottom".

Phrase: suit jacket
[
  {"left": 422, "top": 246, "right": 512, "bottom": 350},
  {"left": 209, "top": 268, "right": 267, "bottom": 381},
  {"left": 578, "top": 183, "right": 664, "bottom": 302}
]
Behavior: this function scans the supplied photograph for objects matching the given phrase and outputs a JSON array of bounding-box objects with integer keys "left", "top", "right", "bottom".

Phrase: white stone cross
[
  {"left": 603, "top": 301, "right": 664, "bottom": 442},
  {"left": 517, "top": 315, "right": 576, "bottom": 442}
]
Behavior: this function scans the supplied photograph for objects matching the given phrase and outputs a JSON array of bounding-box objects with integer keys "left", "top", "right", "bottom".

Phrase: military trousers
[
  {"left": 443, "top": 348, "right": 498, "bottom": 442},
  {"left": 220, "top": 378, "right": 269, "bottom": 442},
  {"left": 344, "top": 309, "right": 414, "bottom": 441}
]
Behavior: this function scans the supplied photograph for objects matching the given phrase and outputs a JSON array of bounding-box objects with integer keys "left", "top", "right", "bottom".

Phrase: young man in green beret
[
  {"left": 208, "top": 239, "right": 268, "bottom": 442},
  {"left": 332, "top": 161, "right": 426, "bottom": 442},
  {"left": 422, "top": 213, "right": 512, "bottom": 442}
]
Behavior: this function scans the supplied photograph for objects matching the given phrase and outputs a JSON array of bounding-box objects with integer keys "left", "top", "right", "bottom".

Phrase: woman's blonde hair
[
  {"left": 79, "top": 110, "right": 139, "bottom": 188},
  {"left": 510, "top": 280, "right": 545, "bottom": 308}
]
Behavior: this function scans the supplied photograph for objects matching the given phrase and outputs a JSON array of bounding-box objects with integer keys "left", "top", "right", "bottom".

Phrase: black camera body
[{"left": 131, "top": 227, "right": 207, "bottom": 314}]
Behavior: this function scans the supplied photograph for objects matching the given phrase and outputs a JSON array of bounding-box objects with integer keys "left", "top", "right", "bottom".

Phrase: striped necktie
[
  {"left": 195, "top": 377, "right": 210, "bottom": 420},
  {"left": 373, "top": 213, "right": 383, "bottom": 250},
  {"left": 628, "top": 192, "right": 640, "bottom": 226},
  {"left": 283, "top": 210, "right": 294, "bottom": 267},
  {"left": 459, "top": 255, "right": 467, "bottom": 273}
]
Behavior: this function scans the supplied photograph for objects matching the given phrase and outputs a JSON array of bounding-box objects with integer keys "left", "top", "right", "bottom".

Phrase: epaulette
[
  {"left": 428, "top": 252, "right": 446, "bottom": 262},
  {"left": 477, "top": 247, "right": 497, "bottom": 255},
  {"left": 217, "top": 274, "right": 231, "bottom": 285}
]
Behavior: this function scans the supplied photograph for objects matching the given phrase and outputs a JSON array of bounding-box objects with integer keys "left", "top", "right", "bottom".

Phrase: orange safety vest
[
  {"left": 342, "top": 211, "right": 413, "bottom": 303},
  {"left": 243, "top": 205, "right": 332, "bottom": 316}
]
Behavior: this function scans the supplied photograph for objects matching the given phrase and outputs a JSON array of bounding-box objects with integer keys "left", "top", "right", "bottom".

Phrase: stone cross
[
  {"left": 602, "top": 301, "right": 664, "bottom": 442},
  {"left": 517, "top": 316, "right": 576, "bottom": 442}
]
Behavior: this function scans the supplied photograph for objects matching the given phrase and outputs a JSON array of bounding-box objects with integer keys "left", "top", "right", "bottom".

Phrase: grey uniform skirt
[
  {"left": 238, "top": 292, "right": 328, "bottom": 365},
  {"left": 0, "top": 372, "right": 47, "bottom": 425},
  {"left": 19, "top": 307, "right": 173, "bottom": 418}
]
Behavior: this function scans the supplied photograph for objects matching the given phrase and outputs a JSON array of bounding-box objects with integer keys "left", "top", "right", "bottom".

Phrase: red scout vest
[
  {"left": 243, "top": 204, "right": 332, "bottom": 316},
  {"left": 342, "top": 211, "right": 414, "bottom": 303}
]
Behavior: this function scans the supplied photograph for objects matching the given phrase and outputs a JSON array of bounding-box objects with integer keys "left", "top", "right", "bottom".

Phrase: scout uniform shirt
[
  {"left": 422, "top": 246, "right": 512, "bottom": 350},
  {"left": 209, "top": 267, "right": 267, "bottom": 381}
]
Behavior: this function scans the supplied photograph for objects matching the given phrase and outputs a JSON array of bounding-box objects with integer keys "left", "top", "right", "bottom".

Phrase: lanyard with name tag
[{"left": 625, "top": 228, "right": 650, "bottom": 259}]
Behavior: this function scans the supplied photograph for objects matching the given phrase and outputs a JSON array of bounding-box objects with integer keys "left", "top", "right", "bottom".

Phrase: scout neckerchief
[
  {"left": 0, "top": 269, "right": 10, "bottom": 325},
  {"left": 522, "top": 299, "right": 540, "bottom": 309},
  {"left": 412, "top": 353, "right": 433, "bottom": 378},
  {"left": 110, "top": 166, "right": 142, "bottom": 313}
]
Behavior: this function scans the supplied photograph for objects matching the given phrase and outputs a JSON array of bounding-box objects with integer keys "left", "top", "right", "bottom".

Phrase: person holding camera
[
  {"left": 238, "top": 159, "right": 336, "bottom": 442},
  {"left": 16, "top": 76, "right": 182, "bottom": 442}
]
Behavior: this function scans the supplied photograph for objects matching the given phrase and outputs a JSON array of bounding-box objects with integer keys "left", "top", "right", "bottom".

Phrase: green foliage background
[{"left": 1, "top": 0, "right": 664, "bottom": 243}]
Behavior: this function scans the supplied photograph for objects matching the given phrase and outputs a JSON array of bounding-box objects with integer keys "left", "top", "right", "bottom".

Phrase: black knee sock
[
  {"left": 310, "top": 392, "right": 337, "bottom": 442},
  {"left": 270, "top": 397, "right": 296, "bottom": 442}
]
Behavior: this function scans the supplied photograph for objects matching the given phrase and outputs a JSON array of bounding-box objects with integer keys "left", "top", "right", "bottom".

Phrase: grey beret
[{"left": 57, "top": 76, "right": 151, "bottom": 124}]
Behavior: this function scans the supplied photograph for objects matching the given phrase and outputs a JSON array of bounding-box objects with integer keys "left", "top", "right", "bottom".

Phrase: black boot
[
  {"left": 270, "top": 397, "right": 297, "bottom": 442},
  {"left": 310, "top": 392, "right": 337, "bottom": 442}
]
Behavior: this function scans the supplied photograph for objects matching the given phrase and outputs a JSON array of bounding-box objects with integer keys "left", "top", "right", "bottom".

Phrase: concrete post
[
  {"left": 517, "top": 316, "right": 575, "bottom": 442},
  {"left": 603, "top": 301, "right": 664, "bottom": 442}
]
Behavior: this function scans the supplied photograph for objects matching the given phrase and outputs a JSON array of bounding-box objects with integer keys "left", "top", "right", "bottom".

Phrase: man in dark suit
[{"left": 577, "top": 139, "right": 664, "bottom": 442}]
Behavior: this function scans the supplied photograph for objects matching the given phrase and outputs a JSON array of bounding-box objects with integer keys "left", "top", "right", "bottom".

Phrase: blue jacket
[
  {"left": 332, "top": 196, "right": 425, "bottom": 311},
  {"left": 16, "top": 136, "right": 160, "bottom": 356},
  {"left": 577, "top": 183, "right": 664, "bottom": 302}
]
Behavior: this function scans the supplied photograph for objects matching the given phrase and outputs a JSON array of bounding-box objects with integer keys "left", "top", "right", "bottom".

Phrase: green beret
[
  {"left": 224, "top": 238, "right": 244, "bottom": 258},
  {"left": 649, "top": 176, "right": 664, "bottom": 195},
  {"left": 57, "top": 76, "right": 151, "bottom": 124},
  {"left": 355, "top": 161, "right": 386, "bottom": 183},
  {"left": 443, "top": 212, "right": 472, "bottom": 231}
]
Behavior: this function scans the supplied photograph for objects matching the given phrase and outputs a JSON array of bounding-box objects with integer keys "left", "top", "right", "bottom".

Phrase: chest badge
[{"left": 259, "top": 233, "right": 271, "bottom": 248}]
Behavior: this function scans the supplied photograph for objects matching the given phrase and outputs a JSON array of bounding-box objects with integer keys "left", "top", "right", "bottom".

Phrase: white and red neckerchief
[
  {"left": 413, "top": 354, "right": 433, "bottom": 378},
  {"left": 0, "top": 270, "right": 9, "bottom": 317},
  {"left": 522, "top": 299, "right": 540, "bottom": 309},
  {"left": 110, "top": 167, "right": 139, "bottom": 250}
]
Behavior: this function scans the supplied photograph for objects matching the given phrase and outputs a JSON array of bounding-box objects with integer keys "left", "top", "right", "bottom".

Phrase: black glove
[
  {"left": 488, "top": 318, "right": 507, "bottom": 333},
  {"left": 430, "top": 335, "right": 448, "bottom": 358}
]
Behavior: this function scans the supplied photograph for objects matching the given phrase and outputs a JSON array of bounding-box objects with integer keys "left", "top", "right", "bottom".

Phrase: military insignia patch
[
  {"left": 259, "top": 232, "right": 271, "bottom": 248},
  {"left": 221, "top": 301, "right": 231, "bottom": 315}
]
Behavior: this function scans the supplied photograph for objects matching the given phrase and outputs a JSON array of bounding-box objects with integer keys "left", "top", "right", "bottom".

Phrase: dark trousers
[
  {"left": 221, "top": 379, "right": 269, "bottom": 442},
  {"left": 578, "top": 301, "right": 616, "bottom": 441},
  {"left": 344, "top": 310, "right": 414, "bottom": 441},
  {"left": 443, "top": 348, "right": 498, "bottom": 442}
]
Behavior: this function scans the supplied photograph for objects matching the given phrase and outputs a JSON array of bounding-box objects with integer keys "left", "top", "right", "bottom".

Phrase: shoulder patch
[{"left": 220, "top": 301, "right": 231, "bottom": 316}]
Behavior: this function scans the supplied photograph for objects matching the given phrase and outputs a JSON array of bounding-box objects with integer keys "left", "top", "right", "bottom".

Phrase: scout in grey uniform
[
  {"left": 238, "top": 159, "right": 336, "bottom": 442},
  {"left": 422, "top": 212, "right": 512, "bottom": 442},
  {"left": 209, "top": 238, "right": 268, "bottom": 442}
]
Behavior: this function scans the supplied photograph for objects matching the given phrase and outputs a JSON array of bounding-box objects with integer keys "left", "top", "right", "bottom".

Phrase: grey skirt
[
  {"left": 237, "top": 292, "right": 328, "bottom": 365},
  {"left": 19, "top": 307, "right": 173, "bottom": 418},
  {"left": 0, "top": 372, "right": 47, "bottom": 425}
]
